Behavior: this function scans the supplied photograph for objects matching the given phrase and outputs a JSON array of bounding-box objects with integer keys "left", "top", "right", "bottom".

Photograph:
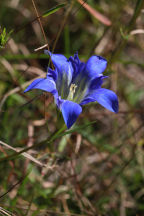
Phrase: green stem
[
  {"left": 0, "top": 126, "right": 66, "bottom": 163},
  {"left": 0, "top": 121, "right": 97, "bottom": 163}
]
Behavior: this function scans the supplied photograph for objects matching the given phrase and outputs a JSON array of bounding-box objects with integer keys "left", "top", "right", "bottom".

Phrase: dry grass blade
[
  {"left": 0, "top": 140, "right": 53, "bottom": 169},
  {"left": 77, "top": 0, "right": 112, "bottom": 26},
  {"left": 0, "top": 207, "right": 16, "bottom": 216},
  {"left": 34, "top": 43, "right": 48, "bottom": 51},
  {"left": 130, "top": 29, "right": 144, "bottom": 35}
]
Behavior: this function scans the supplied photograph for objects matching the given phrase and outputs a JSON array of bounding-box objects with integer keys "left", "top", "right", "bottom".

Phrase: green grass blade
[{"left": 42, "top": 3, "right": 66, "bottom": 17}]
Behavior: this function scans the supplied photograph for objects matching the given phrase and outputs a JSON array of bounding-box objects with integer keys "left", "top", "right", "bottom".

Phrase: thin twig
[{"left": 31, "top": 0, "right": 49, "bottom": 51}]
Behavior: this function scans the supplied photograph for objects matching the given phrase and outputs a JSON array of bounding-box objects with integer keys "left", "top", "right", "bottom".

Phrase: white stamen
[{"left": 67, "top": 84, "right": 77, "bottom": 101}]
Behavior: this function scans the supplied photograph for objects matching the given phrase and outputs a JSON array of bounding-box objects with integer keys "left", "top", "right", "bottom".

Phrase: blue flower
[{"left": 24, "top": 51, "right": 118, "bottom": 129}]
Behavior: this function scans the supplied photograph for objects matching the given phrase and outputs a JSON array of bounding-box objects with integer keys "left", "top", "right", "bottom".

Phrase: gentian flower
[{"left": 24, "top": 51, "right": 118, "bottom": 129}]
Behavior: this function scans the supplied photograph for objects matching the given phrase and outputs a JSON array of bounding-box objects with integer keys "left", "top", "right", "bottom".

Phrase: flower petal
[
  {"left": 45, "top": 50, "right": 67, "bottom": 70},
  {"left": 45, "top": 50, "right": 73, "bottom": 98},
  {"left": 69, "top": 52, "right": 85, "bottom": 78},
  {"left": 45, "top": 50, "right": 73, "bottom": 81},
  {"left": 85, "top": 55, "right": 107, "bottom": 78},
  {"left": 47, "top": 67, "right": 57, "bottom": 81},
  {"left": 69, "top": 56, "right": 107, "bottom": 103},
  {"left": 89, "top": 76, "right": 108, "bottom": 90},
  {"left": 73, "top": 76, "right": 107, "bottom": 104},
  {"left": 80, "top": 88, "right": 118, "bottom": 113},
  {"left": 61, "top": 100, "right": 82, "bottom": 129},
  {"left": 24, "top": 77, "right": 57, "bottom": 95}
]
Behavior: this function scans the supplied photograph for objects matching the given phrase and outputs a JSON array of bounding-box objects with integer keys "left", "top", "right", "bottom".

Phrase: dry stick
[
  {"left": 0, "top": 207, "right": 16, "bottom": 216},
  {"left": 0, "top": 140, "right": 49, "bottom": 168},
  {"left": 31, "top": 0, "right": 49, "bottom": 52}
]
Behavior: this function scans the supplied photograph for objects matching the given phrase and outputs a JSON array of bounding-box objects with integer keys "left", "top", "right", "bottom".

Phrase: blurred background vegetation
[{"left": 0, "top": 0, "right": 144, "bottom": 215}]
